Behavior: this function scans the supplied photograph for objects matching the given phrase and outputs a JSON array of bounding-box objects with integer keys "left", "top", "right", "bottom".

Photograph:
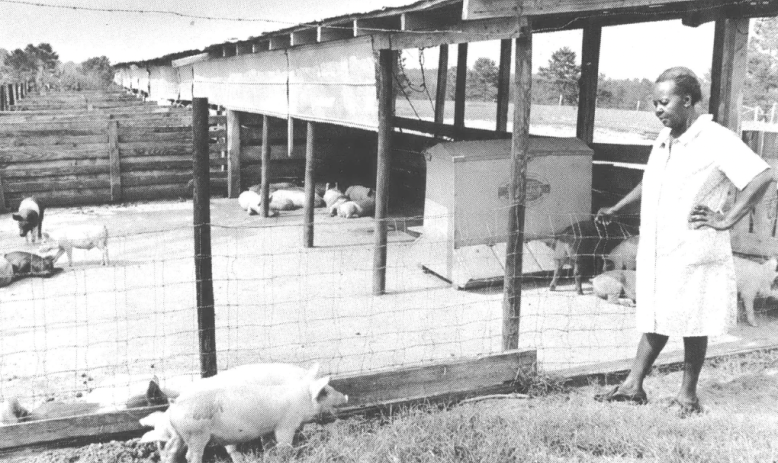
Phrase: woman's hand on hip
[{"left": 689, "top": 205, "right": 730, "bottom": 230}]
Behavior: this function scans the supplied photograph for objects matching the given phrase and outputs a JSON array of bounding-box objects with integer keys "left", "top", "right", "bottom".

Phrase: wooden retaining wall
[{"left": 0, "top": 105, "right": 226, "bottom": 210}]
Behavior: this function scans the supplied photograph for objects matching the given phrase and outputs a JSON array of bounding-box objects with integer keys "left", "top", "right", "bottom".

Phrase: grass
[{"left": 224, "top": 349, "right": 778, "bottom": 463}]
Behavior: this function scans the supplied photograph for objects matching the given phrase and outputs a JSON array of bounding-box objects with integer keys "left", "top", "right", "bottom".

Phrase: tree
[
  {"left": 1, "top": 43, "right": 60, "bottom": 88},
  {"left": 469, "top": 57, "right": 499, "bottom": 101},
  {"left": 81, "top": 56, "right": 114, "bottom": 88},
  {"left": 538, "top": 47, "right": 581, "bottom": 105},
  {"left": 745, "top": 17, "right": 778, "bottom": 116}
]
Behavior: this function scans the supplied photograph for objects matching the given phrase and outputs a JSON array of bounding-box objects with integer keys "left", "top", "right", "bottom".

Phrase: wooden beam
[
  {"left": 503, "top": 18, "right": 531, "bottom": 351},
  {"left": 372, "top": 16, "right": 523, "bottom": 50},
  {"left": 0, "top": 171, "right": 6, "bottom": 213},
  {"left": 304, "top": 122, "right": 316, "bottom": 248},
  {"left": 374, "top": 49, "right": 396, "bottom": 296},
  {"left": 434, "top": 44, "right": 449, "bottom": 130},
  {"left": 454, "top": 43, "right": 468, "bottom": 130},
  {"left": 576, "top": 21, "right": 602, "bottom": 144},
  {"left": 226, "top": 110, "right": 241, "bottom": 198},
  {"left": 0, "top": 350, "right": 535, "bottom": 452},
  {"left": 395, "top": 116, "right": 511, "bottom": 141},
  {"left": 496, "top": 39, "right": 512, "bottom": 132},
  {"left": 260, "top": 115, "right": 271, "bottom": 218},
  {"left": 0, "top": 85, "right": 6, "bottom": 111},
  {"left": 107, "top": 120, "right": 121, "bottom": 203},
  {"left": 463, "top": 0, "right": 699, "bottom": 21},
  {"left": 709, "top": 16, "right": 750, "bottom": 132}
]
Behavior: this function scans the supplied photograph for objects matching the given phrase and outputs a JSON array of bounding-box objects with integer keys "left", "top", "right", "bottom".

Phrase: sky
[{"left": 0, "top": 0, "right": 718, "bottom": 80}]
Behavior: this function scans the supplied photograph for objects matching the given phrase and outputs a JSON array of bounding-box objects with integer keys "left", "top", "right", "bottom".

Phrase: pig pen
[{"left": 0, "top": 199, "right": 777, "bottom": 410}]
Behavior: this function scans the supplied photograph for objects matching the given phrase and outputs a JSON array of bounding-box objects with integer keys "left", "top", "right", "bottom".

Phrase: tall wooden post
[
  {"left": 303, "top": 122, "right": 316, "bottom": 248},
  {"left": 503, "top": 19, "right": 531, "bottom": 351},
  {"left": 108, "top": 120, "right": 122, "bottom": 202},
  {"left": 454, "top": 43, "right": 468, "bottom": 131},
  {"left": 576, "top": 21, "right": 602, "bottom": 143},
  {"left": 373, "top": 49, "right": 395, "bottom": 296},
  {"left": 192, "top": 97, "right": 217, "bottom": 378},
  {"left": 226, "top": 110, "right": 241, "bottom": 198},
  {"left": 7, "top": 84, "right": 14, "bottom": 107},
  {"left": 496, "top": 39, "right": 512, "bottom": 132},
  {"left": 709, "top": 17, "right": 749, "bottom": 132},
  {"left": 434, "top": 44, "right": 449, "bottom": 130},
  {"left": 0, "top": 85, "right": 5, "bottom": 111},
  {"left": 260, "top": 115, "right": 271, "bottom": 217},
  {"left": 287, "top": 116, "right": 294, "bottom": 157}
]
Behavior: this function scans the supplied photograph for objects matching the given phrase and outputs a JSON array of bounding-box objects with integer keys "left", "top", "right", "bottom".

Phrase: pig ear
[
  {"left": 11, "top": 214, "right": 21, "bottom": 221},
  {"left": 309, "top": 376, "right": 331, "bottom": 404},
  {"left": 145, "top": 378, "right": 168, "bottom": 406}
]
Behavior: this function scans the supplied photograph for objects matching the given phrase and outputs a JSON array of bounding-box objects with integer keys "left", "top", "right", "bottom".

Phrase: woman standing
[{"left": 594, "top": 67, "right": 774, "bottom": 415}]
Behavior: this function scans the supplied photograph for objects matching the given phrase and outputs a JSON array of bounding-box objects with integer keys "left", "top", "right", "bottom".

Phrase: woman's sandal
[
  {"left": 667, "top": 398, "right": 703, "bottom": 418},
  {"left": 593, "top": 385, "right": 648, "bottom": 405}
]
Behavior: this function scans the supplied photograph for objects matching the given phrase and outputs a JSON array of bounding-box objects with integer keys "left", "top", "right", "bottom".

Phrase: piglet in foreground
[
  {"left": 38, "top": 224, "right": 109, "bottom": 267},
  {"left": 164, "top": 363, "right": 348, "bottom": 463},
  {"left": 4, "top": 251, "right": 57, "bottom": 278},
  {"left": 734, "top": 255, "right": 778, "bottom": 327},
  {"left": 12, "top": 197, "right": 44, "bottom": 243}
]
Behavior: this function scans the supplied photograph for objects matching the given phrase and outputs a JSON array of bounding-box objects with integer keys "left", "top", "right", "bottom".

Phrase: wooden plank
[
  {"left": 121, "top": 171, "right": 193, "bottom": 187},
  {"left": 226, "top": 110, "right": 241, "bottom": 198},
  {"left": 394, "top": 116, "right": 511, "bottom": 141},
  {"left": 463, "top": 0, "right": 697, "bottom": 21},
  {"left": 108, "top": 120, "right": 121, "bottom": 202},
  {"left": 709, "top": 17, "right": 750, "bottom": 132},
  {"left": 591, "top": 143, "right": 651, "bottom": 165},
  {"left": 4, "top": 189, "right": 111, "bottom": 207},
  {"left": 261, "top": 115, "right": 271, "bottom": 217},
  {"left": 434, "top": 44, "right": 449, "bottom": 128},
  {"left": 0, "top": 134, "right": 106, "bottom": 147},
  {"left": 118, "top": 142, "right": 190, "bottom": 157},
  {"left": 454, "top": 43, "right": 468, "bottom": 130},
  {"left": 0, "top": 350, "right": 535, "bottom": 451},
  {"left": 371, "top": 16, "right": 523, "bottom": 50},
  {"left": 495, "top": 38, "right": 512, "bottom": 132},
  {"left": 1, "top": 164, "right": 110, "bottom": 178},
  {"left": 373, "top": 49, "right": 395, "bottom": 296},
  {"left": 304, "top": 122, "right": 316, "bottom": 248},
  {"left": 0, "top": 146, "right": 107, "bottom": 164},
  {"left": 576, "top": 21, "right": 601, "bottom": 144},
  {"left": 122, "top": 184, "right": 194, "bottom": 201},
  {"left": 503, "top": 16, "right": 531, "bottom": 351},
  {"left": 0, "top": 170, "right": 6, "bottom": 212},
  {"left": 119, "top": 131, "right": 191, "bottom": 144},
  {"left": 3, "top": 177, "right": 111, "bottom": 193}
]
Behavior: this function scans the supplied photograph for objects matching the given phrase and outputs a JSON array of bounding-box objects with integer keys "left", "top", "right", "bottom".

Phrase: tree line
[{"left": 0, "top": 43, "right": 114, "bottom": 91}]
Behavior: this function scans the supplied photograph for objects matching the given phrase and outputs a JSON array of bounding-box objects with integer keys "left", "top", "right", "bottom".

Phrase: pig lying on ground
[
  {"left": 337, "top": 198, "right": 376, "bottom": 219},
  {"left": 271, "top": 188, "right": 325, "bottom": 209},
  {"left": 733, "top": 255, "right": 778, "bottom": 327},
  {"left": 603, "top": 235, "right": 639, "bottom": 272},
  {"left": 592, "top": 270, "right": 637, "bottom": 305},
  {"left": 322, "top": 183, "right": 343, "bottom": 208},
  {"left": 4, "top": 251, "right": 58, "bottom": 279},
  {"left": 548, "top": 219, "right": 634, "bottom": 295},
  {"left": 162, "top": 363, "right": 347, "bottom": 463},
  {"left": 38, "top": 224, "right": 109, "bottom": 267},
  {"left": 0, "top": 256, "right": 13, "bottom": 287},
  {"left": 344, "top": 185, "right": 374, "bottom": 202},
  {"left": 238, "top": 191, "right": 288, "bottom": 216},
  {"left": 12, "top": 197, "right": 44, "bottom": 244}
]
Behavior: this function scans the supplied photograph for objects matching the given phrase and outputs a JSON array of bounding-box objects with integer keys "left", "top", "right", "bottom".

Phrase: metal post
[{"left": 192, "top": 97, "right": 217, "bottom": 378}]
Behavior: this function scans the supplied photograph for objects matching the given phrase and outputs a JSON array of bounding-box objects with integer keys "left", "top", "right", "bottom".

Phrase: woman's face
[{"left": 653, "top": 80, "right": 692, "bottom": 130}]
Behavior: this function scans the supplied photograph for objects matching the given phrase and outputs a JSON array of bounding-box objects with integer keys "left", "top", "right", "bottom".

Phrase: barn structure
[{"left": 2, "top": 0, "right": 775, "bottom": 452}]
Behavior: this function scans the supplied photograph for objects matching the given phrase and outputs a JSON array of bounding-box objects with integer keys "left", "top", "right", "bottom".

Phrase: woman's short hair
[{"left": 655, "top": 67, "right": 702, "bottom": 105}]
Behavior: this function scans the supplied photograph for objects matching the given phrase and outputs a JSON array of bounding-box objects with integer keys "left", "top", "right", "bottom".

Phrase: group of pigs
[
  {"left": 238, "top": 182, "right": 376, "bottom": 219},
  {"left": 1, "top": 362, "right": 348, "bottom": 463},
  {"left": 548, "top": 218, "right": 777, "bottom": 327},
  {"left": 1, "top": 197, "right": 110, "bottom": 288}
]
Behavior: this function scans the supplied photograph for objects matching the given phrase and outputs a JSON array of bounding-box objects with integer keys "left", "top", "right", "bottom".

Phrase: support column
[
  {"left": 496, "top": 39, "right": 512, "bottom": 132},
  {"left": 373, "top": 49, "right": 396, "bottom": 296},
  {"left": 303, "top": 121, "right": 316, "bottom": 248},
  {"left": 503, "top": 18, "right": 532, "bottom": 351},
  {"left": 260, "top": 115, "right": 271, "bottom": 217},
  {"left": 576, "top": 21, "right": 602, "bottom": 143},
  {"left": 192, "top": 97, "right": 217, "bottom": 378},
  {"left": 454, "top": 43, "right": 468, "bottom": 131},
  {"left": 226, "top": 110, "right": 241, "bottom": 198},
  {"left": 434, "top": 44, "right": 449, "bottom": 131},
  {"left": 709, "top": 17, "right": 750, "bottom": 132}
]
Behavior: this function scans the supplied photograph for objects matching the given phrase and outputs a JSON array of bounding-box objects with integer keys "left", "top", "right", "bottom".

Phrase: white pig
[
  {"left": 323, "top": 183, "right": 344, "bottom": 209},
  {"left": 238, "top": 191, "right": 263, "bottom": 216},
  {"left": 271, "top": 188, "right": 325, "bottom": 209},
  {"left": 734, "top": 255, "right": 778, "bottom": 327},
  {"left": 164, "top": 363, "right": 348, "bottom": 463},
  {"left": 592, "top": 269, "right": 636, "bottom": 305},
  {"left": 337, "top": 198, "right": 375, "bottom": 219},
  {"left": 38, "top": 224, "right": 109, "bottom": 266}
]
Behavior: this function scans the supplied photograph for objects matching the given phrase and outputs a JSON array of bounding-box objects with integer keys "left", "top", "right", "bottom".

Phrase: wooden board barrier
[{"left": 0, "top": 350, "right": 535, "bottom": 452}]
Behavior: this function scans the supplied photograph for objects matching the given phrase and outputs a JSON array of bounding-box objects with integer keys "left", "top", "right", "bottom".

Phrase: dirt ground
[{"left": 0, "top": 197, "right": 776, "bottom": 433}]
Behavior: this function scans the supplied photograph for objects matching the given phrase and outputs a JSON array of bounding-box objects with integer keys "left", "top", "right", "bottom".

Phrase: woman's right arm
[{"left": 596, "top": 182, "right": 642, "bottom": 223}]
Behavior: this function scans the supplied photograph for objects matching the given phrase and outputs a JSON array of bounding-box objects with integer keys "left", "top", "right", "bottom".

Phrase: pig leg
[
  {"left": 184, "top": 434, "right": 208, "bottom": 463},
  {"left": 99, "top": 244, "right": 109, "bottom": 266},
  {"left": 549, "top": 260, "right": 563, "bottom": 291},
  {"left": 37, "top": 209, "right": 43, "bottom": 242},
  {"left": 66, "top": 248, "right": 74, "bottom": 267},
  {"left": 224, "top": 445, "right": 244, "bottom": 463},
  {"left": 162, "top": 434, "right": 185, "bottom": 463},
  {"left": 743, "top": 295, "right": 758, "bottom": 327},
  {"left": 573, "top": 260, "right": 583, "bottom": 295},
  {"left": 273, "top": 427, "right": 296, "bottom": 447}
]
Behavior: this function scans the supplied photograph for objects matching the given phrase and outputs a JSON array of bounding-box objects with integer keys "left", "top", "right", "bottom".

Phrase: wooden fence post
[
  {"left": 226, "top": 110, "right": 241, "bottom": 198},
  {"left": 503, "top": 18, "right": 532, "bottom": 351},
  {"left": 0, "top": 85, "right": 5, "bottom": 111},
  {"left": 260, "top": 115, "right": 271, "bottom": 217},
  {"left": 454, "top": 43, "right": 468, "bottom": 132},
  {"left": 373, "top": 49, "right": 395, "bottom": 296},
  {"left": 496, "top": 39, "right": 512, "bottom": 132},
  {"left": 192, "top": 97, "right": 217, "bottom": 378},
  {"left": 0, "top": 171, "right": 6, "bottom": 213},
  {"left": 434, "top": 44, "right": 449, "bottom": 132},
  {"left": 7, "top": 84, "right": 14, "bottom": 108},
  {"left": 303, "top": 121, "right": 316, "bottom": 248},
  {"left": 108, "top": 120, "right": 122, "bottom": 202},
  {"left": 576, "top": 21, "right": 602, "bottom": 144}
]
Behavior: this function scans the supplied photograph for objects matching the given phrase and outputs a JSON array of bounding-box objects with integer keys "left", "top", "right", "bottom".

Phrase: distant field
[{"left": 395, "top": 99, "right": 663, "bottom": 145}]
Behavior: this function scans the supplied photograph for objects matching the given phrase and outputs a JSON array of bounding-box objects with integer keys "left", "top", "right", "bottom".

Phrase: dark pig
[
  {"left": 12, "top": 197, "right": 44, "bottom": 243},
  {"left": 4, "top": 251, "right": 56, "bottom": 278}
]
